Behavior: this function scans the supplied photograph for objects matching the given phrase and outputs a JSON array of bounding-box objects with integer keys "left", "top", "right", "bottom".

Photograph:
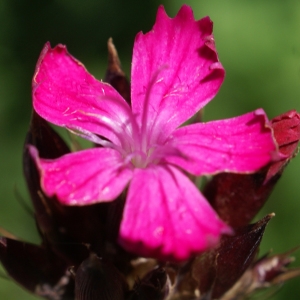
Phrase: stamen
[
  {"left": 140, "top": 65, "right": 168, "bottom": 153},
  {"left": 67, "top": 126, "right": 114, "bottom": 147},
  {"left": 92, "top": 95, "right": 143, "bottom": 151},
  {"left": 123, "top": 150, "right": 147, "bottom": 168}
]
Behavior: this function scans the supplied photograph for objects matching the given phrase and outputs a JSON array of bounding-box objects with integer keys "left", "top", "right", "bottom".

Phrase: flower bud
[
  {"left": 75, "top": 254, "right": 128, "bottom": 300},
  {"left": 105, "top": 38, "right": 130, "bottom": 104},
  {"left": 130, "top": 267, "right": 170, "bottom": 300}
]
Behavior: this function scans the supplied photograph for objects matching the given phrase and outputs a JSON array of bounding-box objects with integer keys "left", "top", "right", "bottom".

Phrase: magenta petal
[
  {"left": 165, "top": 109, "right": 279, "bottom": 175},
  {"left": 29, "top": 146, "right": 133, "bottom": 205},
  {"left": 119, "top": 165, "right": 231, "bottom": 261},
  {"left": 131, "top": 5, "right": 224, "bottom": 142},
  {"left": 33, "top": 43, "right": 132, "bottom": 146}
]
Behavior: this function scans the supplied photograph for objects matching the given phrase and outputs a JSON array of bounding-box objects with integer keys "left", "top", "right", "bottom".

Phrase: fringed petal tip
[
  {"left": 156, "top": 4, "right": 195, "bottom": 25},
  {"left": 32, "top": 42, "right": 49, "bottom": 87},
  {"left": 32, "top": 42, "right": 92, "bottom": 106},
  {"left": 210, "top": 62, "right": 224, "bottom": 71},
  {"left": 154, "top": 5, "right": 223, "bottom": 75},
  {"left": 27, "top": 144, "right": 51, "bottom": 198},
  {"left": 32, "top": 42, "right": 84, "bottom": 89},
  {"left": 131, "top": 5, "right": 225, "bottom": 142},
  {"left": 27, "top": 144, "right": 60, "bottom": 200}
]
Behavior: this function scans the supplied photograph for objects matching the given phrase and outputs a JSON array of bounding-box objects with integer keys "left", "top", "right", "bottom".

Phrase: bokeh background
[{"left": 1, "top": 0, "right": 300, "bottom": 298}]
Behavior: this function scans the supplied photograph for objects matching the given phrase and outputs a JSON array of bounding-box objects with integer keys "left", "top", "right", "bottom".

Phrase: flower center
[
  {"left": 130, "top": 148, "right": 153, "bottom": 169},
  {"left": 115, "top": 109, "right": 162, "bottom": 169},
  {"left": 98, "top": 67, "right": 169, "bottom": 169}
]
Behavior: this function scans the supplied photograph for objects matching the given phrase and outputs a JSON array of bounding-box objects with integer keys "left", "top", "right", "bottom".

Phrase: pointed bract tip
[{"left": 107, "top": 37, "right": 123, "bottom": 74}]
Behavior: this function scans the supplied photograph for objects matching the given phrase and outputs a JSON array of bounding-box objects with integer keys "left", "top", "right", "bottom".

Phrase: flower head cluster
[{"left": 30, "top": 5, "right": 278, "bottom": 261}]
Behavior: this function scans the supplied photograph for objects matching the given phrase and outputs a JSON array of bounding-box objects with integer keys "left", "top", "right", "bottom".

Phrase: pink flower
[{"left": 30, "top": 5, "right": 278, "bottom": 261}]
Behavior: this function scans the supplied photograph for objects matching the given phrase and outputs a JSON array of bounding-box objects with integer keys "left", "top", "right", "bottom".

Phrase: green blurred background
[{"left": 1, "top": 0, "right": 300, "bottom": 298}]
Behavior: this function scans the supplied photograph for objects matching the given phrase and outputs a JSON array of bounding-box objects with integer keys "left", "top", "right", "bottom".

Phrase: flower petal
[
  {"left": 119, "top": 165, "right": 231, "bottom": 261},
  {"left": 131, "top": 5, "right": 224, "bottom": 143},
  {"left": 165, "top": 109, "right": 280, "bottom": 175},
  {"left": 33, "top": 43, "right": 132, "bottom": 146},
  {"left": 29, "top": 146, "right": 133, "bottom": 205}
]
